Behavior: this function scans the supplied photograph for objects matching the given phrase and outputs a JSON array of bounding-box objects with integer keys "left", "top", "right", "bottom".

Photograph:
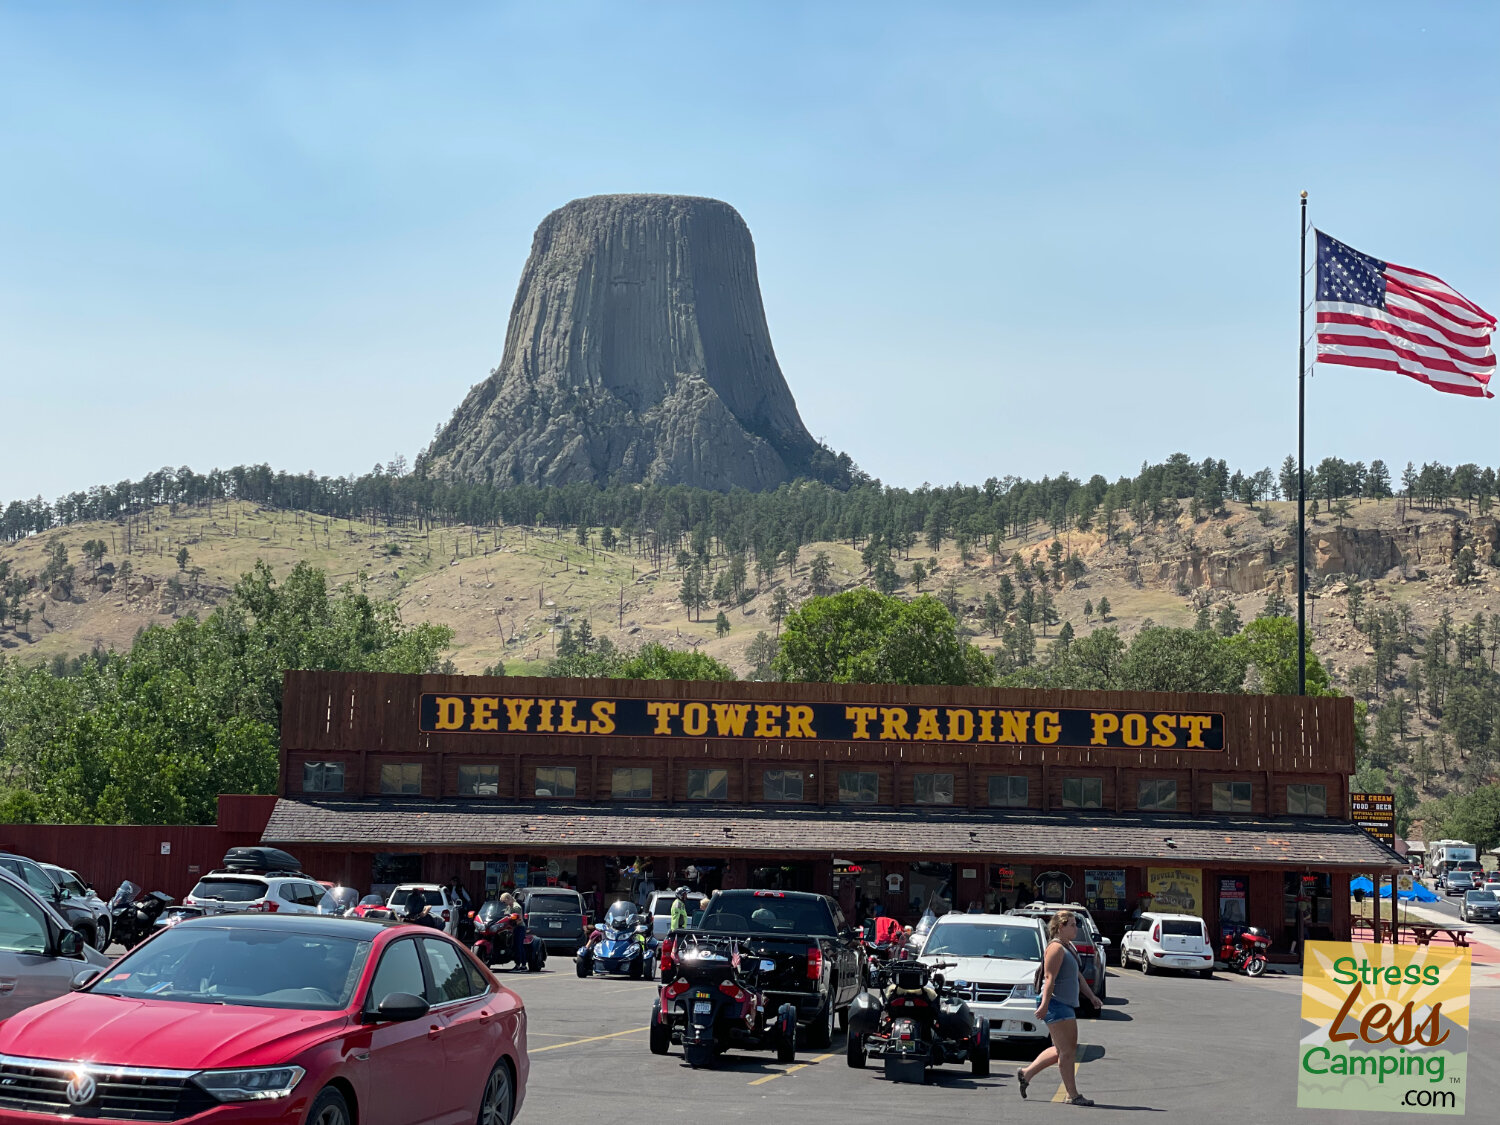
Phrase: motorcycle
[
  {"left": 1218, "top": 926, "right": 1270, "bottom": 977},
  {"left": 472, "top": 899, "right": 546, "bottom": 972},
  {"left": 576, "top": 901, "right": 656, "bottom": 980},
  {"left": 650, "top": 933, "right": 797, "bottom": 1069},
  {"left": 860, "top": 920, "right": 903, "bottom": 988},
  {"left": 847, "top": 958, "right": 991, "bottom": 1084},
  {"left": 109, "top": 881, "right": 175, "bottom": 948},
  {"left": 320, "top": 886, "right": 362, "bottom": 917}
]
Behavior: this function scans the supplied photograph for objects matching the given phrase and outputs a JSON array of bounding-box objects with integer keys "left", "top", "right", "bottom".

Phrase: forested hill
[{"left": 4, "top": 451, "right": 1500, "bottom": 838}]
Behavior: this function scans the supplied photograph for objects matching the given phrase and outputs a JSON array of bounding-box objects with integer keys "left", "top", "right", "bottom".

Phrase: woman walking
[{"left": 1016, "top": 911, "right": 1101, "bottom": 1106}]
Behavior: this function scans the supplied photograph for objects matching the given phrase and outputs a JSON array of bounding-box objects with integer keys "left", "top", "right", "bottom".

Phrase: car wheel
[
  {"left": 1142, "top": 956, "right": 1155, "bottom": 976},
  {"left": 807, "top": 996, "right": 835, "bottom": 1049},
  {"left": 649, "top": 1003, "right": 671, "bottom": 1056},
  {"left": 479, "top": 1060, "right": 514, "bottom": 1125},
  {"left": 306, "top": 1087, "right": 351, "bottom": 1125},
  {"left": 92, "top": 918, "right": 111, "bottom": 951}
]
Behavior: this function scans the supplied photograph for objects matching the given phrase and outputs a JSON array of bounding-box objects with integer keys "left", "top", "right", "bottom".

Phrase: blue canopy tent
[{"left": 1350, "top": 876, "right": 1438, "bottom": 903}]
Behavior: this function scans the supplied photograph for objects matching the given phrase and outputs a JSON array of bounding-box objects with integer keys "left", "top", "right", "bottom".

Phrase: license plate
[
  {"left": 548, "top": 921, "right": 562, "bottom": 928},
  {"left": 693, "top": 1001, "right": 712, "bottom": 1014}
]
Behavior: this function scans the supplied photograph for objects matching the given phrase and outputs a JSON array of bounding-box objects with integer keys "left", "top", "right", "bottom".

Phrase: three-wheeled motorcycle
[
  {"left": 650, "top": 933, "right": 798, "bottom": 1068},
  {"left": 472, "top": 899, "right": 547, "bottom": 972},
  {"left": 847, "top": 958, "right": 990, "bottom": 1083},
  {"left": 576, "top": 900, "right": 657, "bottom": 979}
]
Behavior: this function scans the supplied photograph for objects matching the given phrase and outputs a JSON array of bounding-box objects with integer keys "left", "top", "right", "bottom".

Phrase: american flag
[{"left": 1315, "top": 231, "right": 1495, "bottom": 398}]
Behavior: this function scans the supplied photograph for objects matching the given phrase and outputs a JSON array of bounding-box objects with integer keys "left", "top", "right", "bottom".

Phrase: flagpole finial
[{"left": 1300, "top": 190, "right": 1308, "bottom": 199}]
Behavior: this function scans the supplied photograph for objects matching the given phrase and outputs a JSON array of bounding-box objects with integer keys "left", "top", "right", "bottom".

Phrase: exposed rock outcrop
[{"left": 422, "top": 194, "right": 854, "bottom": 491}]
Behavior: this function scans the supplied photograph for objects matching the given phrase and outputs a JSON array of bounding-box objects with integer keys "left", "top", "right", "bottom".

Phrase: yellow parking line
[
  {"left": 531, "top": 1027, "right": 648, "bottom": 1053},
  {"left": 1051, "top": 1043, "right": 1091, "bottom": 1102},
  {"left": 749, "top": 1052, "right": 834, "bottom": 1085}
]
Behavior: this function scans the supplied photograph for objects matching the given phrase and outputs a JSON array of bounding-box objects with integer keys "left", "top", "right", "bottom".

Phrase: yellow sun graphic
[{"left": 1302, "top": 941, "right": 1470, "bottom": 1029}]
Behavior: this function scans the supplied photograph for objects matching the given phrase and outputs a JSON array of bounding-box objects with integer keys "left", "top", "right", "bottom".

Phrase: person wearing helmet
[
  {"left": 404, "top": 889, "right": 442, "bottom": 930},
  {"left": 670, "top": 886, "right": 690, "bottom": 932}
]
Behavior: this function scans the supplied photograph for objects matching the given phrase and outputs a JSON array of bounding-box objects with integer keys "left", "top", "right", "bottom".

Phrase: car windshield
[
  {"left": 1162, "top": 920, "right": 1205, "bottom": 937},
  {"left": 525, "top": 894, "right": 581, "bottom": 914},
  {"left": 90, "top": 926, "right": 372, "bottom": 1010},
  {"left": 390, "top": 888, "right": 439, "bottom": 908},
  {"left": 1465, "top": 891, "right": 1496, "bottom": 903},
  {"left": 652, "top": 899, "right": 675, "bottom": 916},
  {"left": 699, "top": 894, "right": 836, "bottom": 936},
  {"left": 190, "top": 879, "right": 266, "bottom": 902},
  {"left": 924, "top": 923, "right": 1043, "bottom": 961}
]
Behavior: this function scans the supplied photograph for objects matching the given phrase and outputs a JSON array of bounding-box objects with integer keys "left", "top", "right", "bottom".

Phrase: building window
[
  {"left": 914, "top": 772, "right": 954, "bottom": 805},
  {"left": 1061, "top": 776, "right": 1104, "bottom": 809},
  {"left": 458, "top": 764, "right": 500, "bottom": 797},
  {"left": 1212, "top": 780, "right": 1253, "bottom": 813},
  {"left": 535, "top": 766, "right": 576, "bottom": 798},
  {"left": 379, "top": 763, "right": 422, "bottom": 796},
  {"left": 1288, "top": 783, "right": 1328, "bottom": 816},
  {"left": 988, "top": 775, "right": 1029, "bottom": 808},
  {"left": 838, "top": 771, "right": 879, "bottom": 804},
  {"left": 687, "top": 768, "right": 729, "bottom": 800},
  {"left": 611, "top": 767, "right": 653, "bottom": 800},
  {"left": 1137, "top": 779, "right": 1178, "bottom": 811},
  {"left": 301, "top": 762, "right": 344, "bottom": 794},
  {"left": 763, "top": 769, "right": 804, "bottom": 801}
]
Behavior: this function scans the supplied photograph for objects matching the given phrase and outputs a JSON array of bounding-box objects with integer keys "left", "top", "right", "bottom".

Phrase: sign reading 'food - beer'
[{"left": 418, "top": 693, "right": 1225, "bottom": 751}]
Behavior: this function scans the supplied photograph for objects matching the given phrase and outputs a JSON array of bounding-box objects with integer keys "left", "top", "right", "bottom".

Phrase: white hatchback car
[
  {"left": 918, "top": 913, "right": 1052, "bottom": 1041},
  {"left": 1120, "top": 912, "right": 1215, "bottom": 977}
]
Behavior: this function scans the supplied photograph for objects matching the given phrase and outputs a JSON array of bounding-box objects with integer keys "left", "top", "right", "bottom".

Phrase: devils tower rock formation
[{"left": 421, "top": 195, "right": 854, "bottom": 491}]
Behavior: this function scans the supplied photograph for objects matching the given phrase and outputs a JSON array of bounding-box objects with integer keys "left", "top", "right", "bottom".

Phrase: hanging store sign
[
  {"left": 1351, "top": 792, "right": 1396, "bottom": 848},
  {"left": 1146, "top": 867, "right": 1204, "bottom": 916},
  {"left": 420, "top": 693, "right": 1224, "bottom": 751}
]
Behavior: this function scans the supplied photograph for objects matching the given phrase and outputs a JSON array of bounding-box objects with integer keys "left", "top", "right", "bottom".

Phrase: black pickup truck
[{"left": 676, "top": 889, "right": 863, "bottom": 1048}]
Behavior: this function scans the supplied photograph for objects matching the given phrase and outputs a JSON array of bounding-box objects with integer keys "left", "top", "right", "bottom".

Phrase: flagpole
[{"left": 1297, "top": 191, "right": 1308, "bottom": 696}]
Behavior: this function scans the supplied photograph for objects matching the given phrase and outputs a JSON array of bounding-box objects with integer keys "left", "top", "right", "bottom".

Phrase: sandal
[
  {"left": 1016, "top": 1070, "right": 1030, "bottom": 1098},
  {"left": 1069, "top": 1095, "right": 1094, "bottom": 1106}
]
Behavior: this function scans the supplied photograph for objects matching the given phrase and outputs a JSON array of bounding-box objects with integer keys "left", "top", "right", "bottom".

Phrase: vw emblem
[{"left": 65, "top": 1072, "right": 97, "bottom": 1106}]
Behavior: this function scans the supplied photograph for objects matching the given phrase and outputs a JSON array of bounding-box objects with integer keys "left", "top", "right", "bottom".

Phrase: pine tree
[
  {"left": 998, "top": 574, "right": 1016, "bottom": 612},
  {"left": 715, "top": 611, "right": 731, "bottom": 638},
  {"left": 983, "top": 592, "right": 1003, "bottom": 637},
  {"left": 910, "top": 560, "right": 927, "bottom": 591},
  {"left": 1195, "top": 606, "right": 1212, "bottom": 631},
  {"left": 809, "top": 551, "right": 832, "bottom": 594},
  {"left": 1096, "top": 596, "right": 1111, "bottom": 622},
  {"left": 1083, "top": 598, "right": 1093, "bottom": 623},
  {"left": 574, "top": 618, "right": 595, "bottom": 652},
  {"left": 1214, "top": 602, "right": 1242, "bottom": 637},
  {"left": 1279, "top": 455, "right": 1300, "bottom": 502}
]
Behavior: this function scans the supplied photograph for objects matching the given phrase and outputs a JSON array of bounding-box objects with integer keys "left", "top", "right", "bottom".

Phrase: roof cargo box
[{"left": 222, "top": 846, "right": 302, "bottom": 874}]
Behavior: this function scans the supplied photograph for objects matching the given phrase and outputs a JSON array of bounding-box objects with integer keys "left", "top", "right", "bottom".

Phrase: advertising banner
[
  {"left": 1299, "top": 941, "right": 1468, "bottom": 1114},
  {"left": 1146, "top": 867, "right": 1203, "bottom": 916},
  {"left": 1350, "top": 792, "right": 1396, "bottom": 848},
  {"left": 1085, "top": 869, "right": 1127, "bottom": 912}
]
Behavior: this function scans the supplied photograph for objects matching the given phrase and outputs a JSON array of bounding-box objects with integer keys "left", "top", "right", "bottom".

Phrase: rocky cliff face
[{"left": 422, "top": 195, "right": 848, "bottom": 491}]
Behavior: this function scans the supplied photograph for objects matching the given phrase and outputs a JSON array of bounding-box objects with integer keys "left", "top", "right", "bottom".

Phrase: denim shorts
[{"left": 1043, "top": 999, "right": 1077, "bottom": 1025}]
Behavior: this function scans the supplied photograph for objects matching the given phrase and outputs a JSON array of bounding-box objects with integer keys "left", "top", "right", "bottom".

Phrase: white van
[{"left": 1119, "top": 912, "right": 1215, "bottom": 978}]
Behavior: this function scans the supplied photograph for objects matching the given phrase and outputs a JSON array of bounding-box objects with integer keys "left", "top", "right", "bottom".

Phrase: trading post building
[{"left": 265, "top": 670, "right": 1401, "bottom": 953}]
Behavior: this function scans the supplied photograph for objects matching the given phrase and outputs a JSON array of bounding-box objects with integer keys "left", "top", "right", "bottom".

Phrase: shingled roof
[{"left": 262, "top": 799, "right": 1403, "bottom": 869}]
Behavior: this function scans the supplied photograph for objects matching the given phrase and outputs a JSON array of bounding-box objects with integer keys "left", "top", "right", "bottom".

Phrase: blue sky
[{"left": 3, "top": 2, "right": 1496, "bottom": 503}]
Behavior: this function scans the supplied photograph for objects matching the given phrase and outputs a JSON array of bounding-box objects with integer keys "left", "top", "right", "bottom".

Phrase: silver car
[{"left": 0, "top": 869, "right": 111, "bottom": 1020}]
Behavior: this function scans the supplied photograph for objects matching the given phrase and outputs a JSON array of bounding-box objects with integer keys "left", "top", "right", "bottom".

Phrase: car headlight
[
  {"left": 1009, "top": 983, "right": 1037, "bottom": 1000},
  {"left": 193, "top": 1066, "right": 305, "bottom": 1102}
]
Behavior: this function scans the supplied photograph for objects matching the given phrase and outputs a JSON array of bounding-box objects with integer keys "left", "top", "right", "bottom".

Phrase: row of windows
[{"left": 302, "top": 761, "right": 1328, "bottom": 814}]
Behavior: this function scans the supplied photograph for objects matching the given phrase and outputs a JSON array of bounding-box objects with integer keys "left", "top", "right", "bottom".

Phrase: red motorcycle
[{"left": 1218, "top": 926, "right": 1269, "bottom": 977}]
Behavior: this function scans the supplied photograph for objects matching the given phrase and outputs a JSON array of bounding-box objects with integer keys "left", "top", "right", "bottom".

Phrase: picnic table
[{"left": 1349, "top": 917, "right": 1471, "bottom": 946}]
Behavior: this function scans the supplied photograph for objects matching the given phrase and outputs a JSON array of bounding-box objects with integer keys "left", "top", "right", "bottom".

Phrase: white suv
[
  {"left": 1120, "top": 912, "right": 1215, "bottom": 978},
  {"left": 387, "top": 883, "right": 459, "bottom": 934},
  {"left": 183, "top": 873, "right": 332, "bottom": 916}
]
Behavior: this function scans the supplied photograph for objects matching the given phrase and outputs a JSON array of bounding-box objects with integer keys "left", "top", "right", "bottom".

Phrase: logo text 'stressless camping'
[
  {"left": 419, "top": 693, "right": 1225, "bottom": 751},
  {"left": 1299, "top": 941, "right": 1469, "bottom": 1115}
]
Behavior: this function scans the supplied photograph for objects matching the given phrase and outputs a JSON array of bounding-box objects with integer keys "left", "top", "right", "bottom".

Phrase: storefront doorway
[
  {"left": 906, "top": 862, "right": 954, "bottom": 918},
  {"left": 1283, "top": 872, "right": 1333, "bottom": 952},
  {"left": 749, "top": 861, "right": 816, "bottom": 892}
]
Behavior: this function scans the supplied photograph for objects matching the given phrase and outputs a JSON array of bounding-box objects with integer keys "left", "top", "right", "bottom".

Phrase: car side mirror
[
  {"left": 373, "top": 992, "right": 430, "bottom": 1022},
  {"left": 57, "top": 930, "right": 85, "bottom": 959},
  {"left": 1099, "top": 936, "right": 1111, "bottom": 946},
  {"left": 71, "top": 968, "right": 102, "bottom": 990}
]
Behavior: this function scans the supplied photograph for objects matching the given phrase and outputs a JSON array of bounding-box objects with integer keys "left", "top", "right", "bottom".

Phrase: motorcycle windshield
[
  {"left": 110, "top": 881, "right": 142, "bottom": 909},
  {"left": 477, "top": 902, "right": 508, "bottom": 923}
]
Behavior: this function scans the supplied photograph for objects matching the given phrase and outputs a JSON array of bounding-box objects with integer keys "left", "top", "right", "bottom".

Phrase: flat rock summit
[{"left": 422, "top": 194, "right": 852, "bottom": 491}]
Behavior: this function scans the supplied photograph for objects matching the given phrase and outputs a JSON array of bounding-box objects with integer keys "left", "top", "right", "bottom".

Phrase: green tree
[
  {"left": 176, "top": 547, "right": 190, "bottom": 571},
  {"left": 809, "top": 551, "right": 832, "bottom": 594},
  {"left": 1214, "top": 602, "right": 1242, "bottom": 638},
  {"left": 910, "top": 560, "right": 927, "bottom": 592},
  {"left": 872, "top": 557, "right": 900, "bottom": 596},
  {"left": 982, "top": 592, "right": 1003, "bottom": 637},
  {"left": 1096, "top": 596, "right": 1111, "bottom": 622},
  {"left": 998, "top": 574, "right": 1016, "bottom": 613},
  {"left": 715, "top": 611, "right": 731, "bottom": 638},
  {"left": 746, "top": 632, "right": 778, "bottom": 681},
  {"left": 1230, "top": 616, "right": 1333, "bottom": 695},
  {"left": 1346, "top": 580, "right": 1365, "bottom": 631},
  {"left": 599, "top": 526, "right": 617, "bottom": 550},
  {"left": 769, "top": 587, "right": 793, "bottom": 636},
  {"left": 773, "top": 589, "right": 992, "bottom": 686},
  {"left": 1194, "top": 607, "right": 1212, "bottom": 632},
  {"left": 1119, "top": 627, "right": 1247, "bottom": 693}
]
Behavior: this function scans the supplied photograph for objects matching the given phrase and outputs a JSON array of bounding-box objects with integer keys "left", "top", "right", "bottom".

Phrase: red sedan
[{"left": 0, "top": 913, "right": 527, "bottom": 1125}]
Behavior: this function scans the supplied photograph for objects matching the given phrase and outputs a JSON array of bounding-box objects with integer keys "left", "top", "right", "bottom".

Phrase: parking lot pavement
[{"left": 503, "top": 961, "right": 1500, "bottom": 1125}]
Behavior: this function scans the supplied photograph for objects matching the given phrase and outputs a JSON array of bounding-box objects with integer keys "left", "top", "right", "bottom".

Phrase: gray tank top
[{"left": 1048, "top": 940, "right": 1081, "bottom": 1007}]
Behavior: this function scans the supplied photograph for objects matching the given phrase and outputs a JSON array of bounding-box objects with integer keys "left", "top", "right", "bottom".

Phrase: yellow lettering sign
[
  {"left": 682, "top": 702, "right": 710, "bottom": 736},
  {"left": 1035, "top": 711, "right": 1060, "bottom": 744},
  {"left": 590, "top": 700, "right": 616, "bottom": 734},
  {"left": 557, "top": 699, "right": 589, "bottom": 734},
  {"left": 946, "top": 708, "right": 974, "bottom": 742},
  {"left": 471, "top": 696, "right": 499, "bottom": 732},
  {"left": 1090, "top": 712, "right": 1119, "bottom": 745},
  {"left": 785, "top": 705, "right": 816, "bottom": 739},
  {"left": 880, "top": 707, "right": 911, "bottom": 741},
  {"left": 754, "top": 705, "right": 783, "bottom": 738},
  {"left": 433, "top": 696, "right": 466, "bottom": 730},
  {"left": 846, "top": 706, "right": 878, "bottom": 739},
  {"left": 645, "top": 702, "right": 679, "bottom": 734},
  {"left": 913, "top": 708, "right": 943, "bottom": 742},
  {"left": 713, "top": 703, "right": 753, "bottom": 737},
  {"left": 502, "top": 698, "right": 534, "bottom": 731}
]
